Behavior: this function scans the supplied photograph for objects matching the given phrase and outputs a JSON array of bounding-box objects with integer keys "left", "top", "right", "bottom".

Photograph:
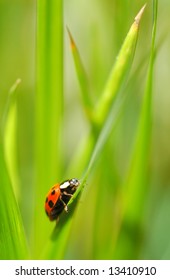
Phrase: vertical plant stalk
[{"left": 34, "top": 0, "right": 63, "bottom": 257}]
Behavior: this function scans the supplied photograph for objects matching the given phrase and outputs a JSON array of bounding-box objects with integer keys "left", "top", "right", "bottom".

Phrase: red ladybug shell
[
  {"left": 45, "top": 184, "right": 61, "bottom": 220},
  {"left": 45, "top": 178, "right": 80, "bottom": 221}
]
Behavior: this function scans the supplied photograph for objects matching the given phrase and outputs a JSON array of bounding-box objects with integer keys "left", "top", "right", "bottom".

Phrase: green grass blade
[
  {"left": 124, "top": 0, "right": 157, "bottom": 225},
  {"left": 67, "top": 28, "right": 93, "bottom": 121},
  {"left": 94, "top": 5, "right": 146, "bottom": 127},
  {"left": 34, "top": 0, "right": 63, "bottom": 257},
  {"left": 108, "top": 1, "right": 158, "bottom": 259},
  {"left": 1, "top": 79, "right": 21, "bottom": 199},
  {"left": 0, "top": 144, "right": 29, "bottom": 259}
]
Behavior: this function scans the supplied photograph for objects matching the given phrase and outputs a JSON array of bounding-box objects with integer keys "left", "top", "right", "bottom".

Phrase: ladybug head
[{"left": 69, "top": 178, "right": 79, "bottom": 187}]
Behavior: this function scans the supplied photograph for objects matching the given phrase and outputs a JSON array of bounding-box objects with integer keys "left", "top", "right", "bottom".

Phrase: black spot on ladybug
[
  {"left": 46, "top": 197, "right": 48, "bottom": 203},
  {"left": 51, "top": 190, "right": 55, "bottom": 195},
  {"left": 48, "top": 200, "right": 54, "bottom": 208}
]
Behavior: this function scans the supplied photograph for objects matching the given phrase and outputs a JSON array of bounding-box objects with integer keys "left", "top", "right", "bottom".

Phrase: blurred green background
[{"left": 0, "top": 0, "right": 170, "bottom": 259}]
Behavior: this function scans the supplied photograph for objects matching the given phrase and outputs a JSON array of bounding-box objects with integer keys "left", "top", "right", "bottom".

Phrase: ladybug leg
[
  {"left": 62, "top": 191, "right": 73, "bottom": 197},
  {"left": 59, "top": 197, "right": 68, "bottom": 213},
  {"left": 64, "top": 204, "right": 68, "bottom": 213}
]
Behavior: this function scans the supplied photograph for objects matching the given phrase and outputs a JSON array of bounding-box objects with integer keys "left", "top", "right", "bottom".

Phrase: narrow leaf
[{"left": 34, "top": 0, "right": 63, "bottom": 257}]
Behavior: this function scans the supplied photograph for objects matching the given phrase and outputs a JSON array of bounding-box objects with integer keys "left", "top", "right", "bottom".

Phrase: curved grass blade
[
  {"left": 66, "top": 5, "right": 146, "bottom": 178},
  {"left": 69, "top": 4, "right": 147, "bottom": 215}
]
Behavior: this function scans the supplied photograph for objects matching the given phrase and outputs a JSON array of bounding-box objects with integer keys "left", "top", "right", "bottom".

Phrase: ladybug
[{"left": 45, "top": 178, "right": 80, "bottom": 221}]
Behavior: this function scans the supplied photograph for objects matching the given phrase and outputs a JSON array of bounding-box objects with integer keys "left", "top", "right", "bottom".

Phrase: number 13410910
[{"left": 109, "top": 266, "right": 156, "bottom": 276}]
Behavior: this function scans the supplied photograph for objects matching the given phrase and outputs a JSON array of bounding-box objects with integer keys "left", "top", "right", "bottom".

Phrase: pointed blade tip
[{"left": 135, "top": 4, "right": 147, "bottom": 25}]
